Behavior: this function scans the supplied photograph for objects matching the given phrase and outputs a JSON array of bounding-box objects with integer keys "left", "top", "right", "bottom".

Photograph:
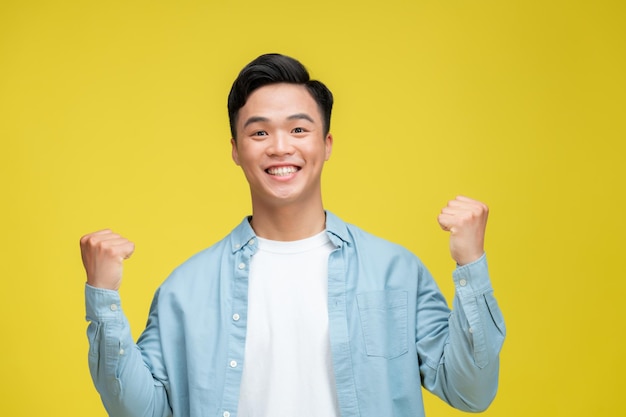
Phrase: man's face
[{"left": 231, "top": 83, "right": 332, "bottom": 210}]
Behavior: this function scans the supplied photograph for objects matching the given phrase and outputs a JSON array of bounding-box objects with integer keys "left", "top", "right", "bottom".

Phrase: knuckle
[
  {"left": 102, "top": 243, "right": 119, "bottom": 256},
  {"left": 84, "top": 235, "right": 98, "bottom": 248}
]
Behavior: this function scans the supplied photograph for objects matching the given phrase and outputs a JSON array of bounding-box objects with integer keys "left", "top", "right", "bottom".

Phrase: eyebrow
[
  {"left": 287, "top": 113, "right": 315, "bottom": 123},
  {"left": 242, "top": 113, "right": 315, "bottom": 129},
  {"left": 242, "top": 116, "right": 269, "bottom": 129}
]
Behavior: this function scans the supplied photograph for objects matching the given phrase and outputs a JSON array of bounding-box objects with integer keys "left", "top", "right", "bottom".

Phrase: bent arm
[
  {"left": 417, "top": 255, "right": 506, "bottom": 412},
  {"left": 85, "top": 285, "right": 171, "bottom": 417}
]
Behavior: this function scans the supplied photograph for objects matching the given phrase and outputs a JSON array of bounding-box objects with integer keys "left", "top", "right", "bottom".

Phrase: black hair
[{"left": 227, "top": 53, "right": 333, "bottom": 139}]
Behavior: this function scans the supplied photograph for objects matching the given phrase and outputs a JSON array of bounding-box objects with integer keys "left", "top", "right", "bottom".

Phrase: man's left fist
[{"left": 437, "top": 196, "right": 489, "bottom": 266}]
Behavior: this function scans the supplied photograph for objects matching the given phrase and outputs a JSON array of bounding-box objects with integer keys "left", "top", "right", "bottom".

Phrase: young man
[{"left": 81, "top": 54, "right": 505, "bottom": 417}]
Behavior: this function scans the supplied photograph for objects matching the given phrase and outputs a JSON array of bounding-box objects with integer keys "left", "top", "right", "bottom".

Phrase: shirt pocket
[{"left": 357, "top": 290, "right": 408, "bottom": 359}]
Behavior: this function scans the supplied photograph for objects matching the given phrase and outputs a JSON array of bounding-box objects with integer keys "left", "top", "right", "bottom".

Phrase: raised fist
[
  {"left": 80, "top": 230, "right": 135, "bottom": 290},
  {"left": 437, "top": 196, "right": 489, "bottom": 266}
]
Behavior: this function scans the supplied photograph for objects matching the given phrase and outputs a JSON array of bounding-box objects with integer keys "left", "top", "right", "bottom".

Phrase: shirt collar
[
  {"left": 324, "top": 211, "right": 351, "bottom": 248},
  {"left": 229, "top": 211, "right": 351, "bottom": 253},
  {"left": 229, "top": 216, "right": 257, "bottom": 253}
]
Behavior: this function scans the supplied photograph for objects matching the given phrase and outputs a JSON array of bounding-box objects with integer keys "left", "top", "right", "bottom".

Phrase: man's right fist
[{"left": 80, "top": 230, "right": 135, "bottom": 290}]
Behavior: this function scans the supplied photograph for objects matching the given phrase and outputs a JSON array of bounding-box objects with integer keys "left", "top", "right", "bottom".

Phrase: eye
[
  {"left": 292, "top": 127, "right": 305, "bottom": 134},
  {"left": 252, "top": 130, "right": 268, "bottom": 137}
]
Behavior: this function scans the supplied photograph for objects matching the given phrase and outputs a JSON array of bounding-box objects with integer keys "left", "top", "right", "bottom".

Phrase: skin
[
  {"left": 80, "top": 229, "right": 134, "bottom": 291},
  {"left": 80, "top": 84, "right": 489, "bottom": 290},
  {"left": 231, "top": 83, "right": 332, "bottom": 241},
  {"left": 438, "top": 195, "right": 489, "bottom": 266}
]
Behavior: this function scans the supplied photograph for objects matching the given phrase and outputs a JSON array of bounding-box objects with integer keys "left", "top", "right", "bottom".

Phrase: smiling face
[{"left": 231, "top": 83, "right": 333, "bottom": 212}]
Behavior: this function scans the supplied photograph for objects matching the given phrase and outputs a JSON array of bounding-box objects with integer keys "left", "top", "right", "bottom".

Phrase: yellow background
[{"left": 1, "top": 0, "right": 624, "bottom": 415}]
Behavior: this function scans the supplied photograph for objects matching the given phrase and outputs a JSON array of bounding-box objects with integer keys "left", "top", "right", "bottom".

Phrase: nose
[{"left": 267, "top": 131, "right": 295, "bottom": 156}]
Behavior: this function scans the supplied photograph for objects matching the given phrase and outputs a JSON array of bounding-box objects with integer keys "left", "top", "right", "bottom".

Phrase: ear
[
  {"left": 324, "top": 133, "right": 333, "bottom": 161},
  {"left": 231, "top": 138, "right": 240, "bottom": 166}
]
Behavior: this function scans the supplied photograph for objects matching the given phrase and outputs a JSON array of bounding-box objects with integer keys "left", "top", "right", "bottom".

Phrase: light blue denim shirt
[{"left": 85, "top": 211, "right": 505, "bottom": 417}]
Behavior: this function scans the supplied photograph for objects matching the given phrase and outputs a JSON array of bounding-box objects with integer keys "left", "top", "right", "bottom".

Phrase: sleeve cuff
[
  {"left": 452, "top": 253, "right": 493, "bottom": 296},
  {"left": 85, "top": 283, "right": 123, "bottom": 322}
]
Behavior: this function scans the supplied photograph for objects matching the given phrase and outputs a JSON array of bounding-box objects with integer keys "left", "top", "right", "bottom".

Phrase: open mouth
[{"left": 265, "top": 166, "right": 300, "bottom": 176}]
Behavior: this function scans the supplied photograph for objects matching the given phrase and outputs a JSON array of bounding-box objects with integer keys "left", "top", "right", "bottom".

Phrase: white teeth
[{"left": 267, "top": 166, "right": 298, "bottom": 176}]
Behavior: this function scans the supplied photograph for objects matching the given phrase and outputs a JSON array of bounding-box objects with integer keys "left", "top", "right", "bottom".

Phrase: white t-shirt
[{"left": 237, "top": 231, "right": 340, "bottom": 417}]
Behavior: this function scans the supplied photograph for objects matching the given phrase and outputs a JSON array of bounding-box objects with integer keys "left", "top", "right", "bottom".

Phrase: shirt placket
[
  {"left": 327, "top": 244, "right": 360, "bottom": 417},
  {"left": 220, "top": 241, "right": 255, "bottom": 417}
]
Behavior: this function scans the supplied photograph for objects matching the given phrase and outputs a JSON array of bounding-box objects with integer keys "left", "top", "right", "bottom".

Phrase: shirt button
[
  {"left": 119, "top": 348, "right": 125, "bottom": 355},
  {"left": 459, "top": 279, "right": 467, "bottom": 287},
  {"left": 232, "top": 313, "right": 240, "bottom": 321},
  {"left": 234, "top": 244, "right": 240, "bottom": 249},
  {"left": 469, "top": 327, "right": 474, "bottom": 334},
  {"left": 110, "top": 304, "right": 118, "bottom": 311},
  {"left": 229, "top": 360, "right": 237, "bottom": 368},
  {"left": 238, "top": 262, "right": 246, "bottom": 270},
  {"left": 248, "top": 238, "right": 255, "bottom": 245},
  {"left": 223, "top": 412, "right": 231, "bottom": 417}
]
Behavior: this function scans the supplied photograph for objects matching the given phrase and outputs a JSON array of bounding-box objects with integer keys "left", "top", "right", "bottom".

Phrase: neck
[{"left": 249, "top": 200, "right": 326, "bottom": 241}]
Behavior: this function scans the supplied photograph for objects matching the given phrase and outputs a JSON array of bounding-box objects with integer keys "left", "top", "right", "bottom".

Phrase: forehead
[{"left": 238, "top": 83, "right": 321, "bottom": 123}]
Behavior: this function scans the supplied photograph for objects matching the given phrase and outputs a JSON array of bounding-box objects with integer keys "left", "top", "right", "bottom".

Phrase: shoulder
[
  {"left": 327, "top": 211, "right": 421, "bottom": 264},
  {"left": 157, "top": 218, "right": 252, "bottom": 293},
  {"left": 350, "top": 223, "right": 420, "bottom": 263},
  {"left": 159, "top": 235, "right": 228, "bottom": 291},
  {"left": 176, "top": 237, "right": 230, "bottom": 273}
]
